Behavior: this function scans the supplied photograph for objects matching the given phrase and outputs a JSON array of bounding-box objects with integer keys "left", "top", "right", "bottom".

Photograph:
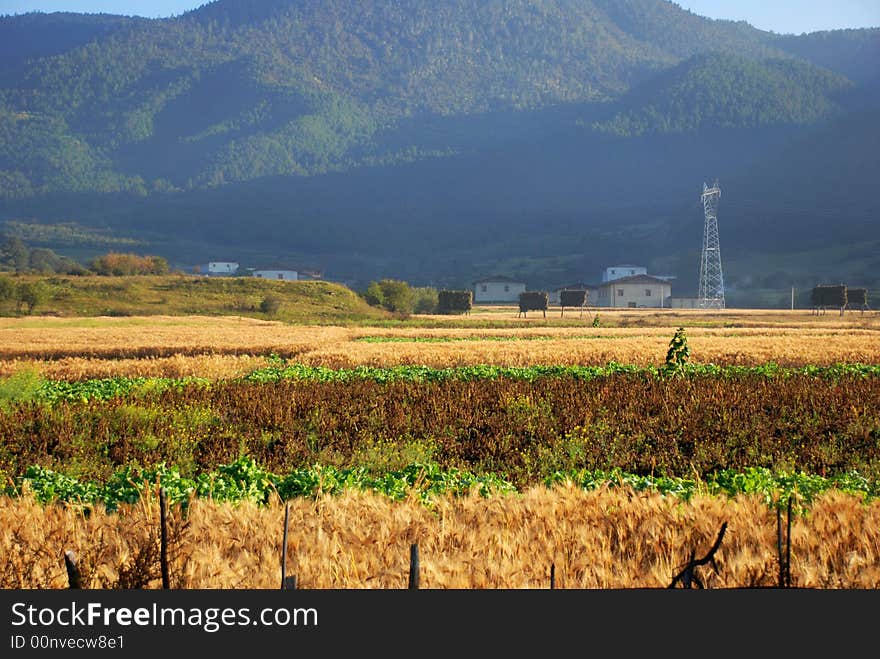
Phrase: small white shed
[
  {"left": 199, "top": 262, "right": 239, "bottom": 275},
  {"left": 253, "top": 270, "right": 298, "bottom": 281}
]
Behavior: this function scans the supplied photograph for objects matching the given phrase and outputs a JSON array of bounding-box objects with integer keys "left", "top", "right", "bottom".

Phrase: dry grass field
[
  {"left": 1, "top": 307, "right": 878, "bottom": 378},
  {"left": 2, "top": 487, "right": 877, "bottom": 589}
]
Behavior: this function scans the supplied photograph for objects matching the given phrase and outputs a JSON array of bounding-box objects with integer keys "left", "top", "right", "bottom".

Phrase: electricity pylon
[{"left": 698, "top": 180, "right": 725, "bottom": 309}]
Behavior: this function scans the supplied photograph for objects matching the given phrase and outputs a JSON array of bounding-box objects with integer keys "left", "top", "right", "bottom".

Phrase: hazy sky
[{"left": 1, "top": 0, "right": 879, "bottom": 35}]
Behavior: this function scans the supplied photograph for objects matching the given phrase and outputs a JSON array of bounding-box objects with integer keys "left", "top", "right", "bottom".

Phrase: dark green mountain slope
[
  {"left": 0, "top": 0, "right": 800, "bottom": 197},
  {"left": 0, "top": 12, "right": 144, "bottom": 66},
  {"left": 593, "top": 52, "right": 854, "bottom": 136},
  {"left": 773, "top": 28, "right": 880, "bottom": 86}
]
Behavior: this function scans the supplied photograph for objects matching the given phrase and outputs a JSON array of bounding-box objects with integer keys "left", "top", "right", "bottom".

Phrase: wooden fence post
[
  {"left": 777, "top": 496, "right": 793, "bottom": 588},
  {"left": 550, "top": 563, "right": 556, "bottom": 590},
  {"left": 408, "top": 543, "right": 419, "bottom": 589},
  {"left": 281, "top": 502, "right": 297, "bottom": 590},
  {"left": 63, "top": 550, "right": 82, "bottom": 589},
  {"left": 159, "top": 487, "right": 170, "bottom": 590},
  {"left": 785, "top": 496, "right": 793, "bottom": 588},
  {"left": 777, "top": 504, "right": 784, "bottom": 588}
]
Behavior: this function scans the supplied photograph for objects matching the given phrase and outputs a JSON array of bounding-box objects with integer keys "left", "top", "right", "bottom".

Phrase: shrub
[
  {"left": 0, "top": 275, "right": 15, "bottom": 302},
  {"left": 362, "top": 279, "right": 414, "bottom": 315},
  {"left": 412, "top": 287, "right": 439, "bottom": 314},
  {"left": 16, "top": 280, "right": 50, "bottom": 314},
  {"left": 90, "top": 252, "right": 169, "bottom": 276},
  {"left": 363, "top": 281, "right": 385, "bottom": 307},
  {"left": 259, "top": 294, "right": 282, "bottom": 315}
]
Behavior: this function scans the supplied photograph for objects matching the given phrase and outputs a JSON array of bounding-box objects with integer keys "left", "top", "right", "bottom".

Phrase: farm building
[
  {"left": 197, "top": 261, "right": 239, "bottom": 275},
  {"left": 601, "top": 265, "right": 647, "bottom": 282},
  {"left": 253, "top": 269, "right": 298, "bottom": 281},
  {"left": 595, "top": 274, "right": 672, "bottom": 308},
  {"left": 472, "top": 276, "right": 526, "bottom": 303}
]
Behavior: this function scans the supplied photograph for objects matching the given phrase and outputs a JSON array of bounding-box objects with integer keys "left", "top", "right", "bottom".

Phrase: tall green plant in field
[{"left": 663, "top": 327, "right": 690, "bottom": 376}]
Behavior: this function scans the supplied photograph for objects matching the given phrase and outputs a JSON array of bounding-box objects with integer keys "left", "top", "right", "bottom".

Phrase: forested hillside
[
  {"left": 0, "top": 12, "right": 144, "bottom": 65},
  {"left": 593, "top": 52, "right": 854, "bottom": 136},
  {"left": 0, "top": 0, "right": 851, "bottom": 197}
]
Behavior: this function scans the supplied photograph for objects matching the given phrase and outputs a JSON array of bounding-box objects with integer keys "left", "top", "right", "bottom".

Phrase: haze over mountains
[{"left": 1, "top": 0, "right": 878, "bottom": 303}]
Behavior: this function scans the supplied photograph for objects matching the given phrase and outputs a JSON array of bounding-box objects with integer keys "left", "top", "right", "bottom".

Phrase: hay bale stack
[
  {"left": 560, "top": 289, "right": 588, "bottom": 308},
  {"left": 437, "top": 290, "right": 472, "bottom": 315},
  {"left": 811, "top": 285, "right": 847, "bottom": 308},
  {"left": 847, "top": 288, "right": 868, "bottom": 307},
  {"left": 518, "top": 291, "right": 549, "bottom": 317}
]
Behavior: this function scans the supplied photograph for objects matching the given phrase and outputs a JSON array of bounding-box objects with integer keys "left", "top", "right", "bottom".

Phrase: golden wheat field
[
  {"left": 1, "top": 308, "right": 879, "bottom": 378},
  {"left": 2, "top": 487, "right": 878, "bottom": 589},
  {"left": 3, "top": 309, "right": 879, "bottom": 590}
]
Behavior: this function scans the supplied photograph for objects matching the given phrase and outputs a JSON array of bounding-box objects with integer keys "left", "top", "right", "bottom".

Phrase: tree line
[
  {"left": 360, "top": 278, "right": 473, "bottom": 316},
  {"left": 361, "top": 278, "right": 438, "bottom": 315},
  {"left": 0, "top": 235, "right": 169, "bottom": 277}
]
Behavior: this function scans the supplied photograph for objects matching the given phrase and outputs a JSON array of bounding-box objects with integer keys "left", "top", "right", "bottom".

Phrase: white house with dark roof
[
  {"left": 596, "top": 274, "right": 672, "bottom": 308},
  {"left": 601, "top": 265, "right": 647, "bottom": 282},
  {"left": 472, "top": 276, "right": 526, "bottom": 303}
]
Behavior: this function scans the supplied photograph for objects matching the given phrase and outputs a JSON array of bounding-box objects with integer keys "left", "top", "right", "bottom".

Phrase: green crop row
[
  {"left": 10, "top": 361, "right": 878, "bottom": 405},
  {"left": 545, "top": 467, "right": 879, "bottom": 508},
  {"left": 33, "top": 376, "right": 212, "bottom": 404},
  {"left": 242, "top": 360, "right": 880, "bottom": 386},
  {"left": 7, "top": 457, "right": 877, "bottom": 511},
  {"left": 8, "top": 458, "right": 516, "bottom": 510}
]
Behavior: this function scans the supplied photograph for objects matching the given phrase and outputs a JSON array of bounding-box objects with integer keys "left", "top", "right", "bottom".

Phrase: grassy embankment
[{"left": 0, "top": 274, "right": 390, "bottom": 324}]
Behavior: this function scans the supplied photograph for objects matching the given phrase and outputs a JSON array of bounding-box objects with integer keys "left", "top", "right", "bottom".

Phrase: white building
[
  {"left": 253, "top": 270, "right": 298, "bottom": 281},
  {"left": 198, "top": 261, "right": 239, "bottom": 275},
  {"left": 595, "top": 274, "right": 672, "bottom": 308},
  {"left": 601, "top": 265, "right": 647, "bottom": 283},
  {"left": 472, "top": 276, "right": 526, "bottom": 303}
]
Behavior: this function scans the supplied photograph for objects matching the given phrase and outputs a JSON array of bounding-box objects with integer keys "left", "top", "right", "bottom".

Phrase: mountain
[
  {"left": 0, "top": 0, "right": 878, "bottom": 304},
  {"left": 592, "top": 52, "right": 854, "bottom": 136},
  {"left": 0, "top": 12, "right": 145, "bottom": 66},
  {"left": 0, "top": 0, "right": 811, "bottom": 195}
]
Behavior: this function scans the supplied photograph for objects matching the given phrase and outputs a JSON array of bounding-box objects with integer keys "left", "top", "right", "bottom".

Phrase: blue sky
[{"left": 0, "top": 1, "right": 878, "bottom": 35}]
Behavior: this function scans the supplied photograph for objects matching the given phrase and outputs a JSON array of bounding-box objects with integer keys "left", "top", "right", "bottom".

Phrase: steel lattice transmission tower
[{"left": 698, "top": 180, "right": 725, "bottom": 309}]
